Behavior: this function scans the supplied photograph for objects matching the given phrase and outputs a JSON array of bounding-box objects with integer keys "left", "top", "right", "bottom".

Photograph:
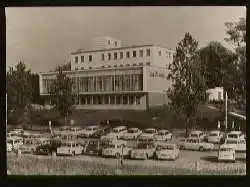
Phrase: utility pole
[{"left": 225, "top": 91, "right": 228, "bottom": 132}]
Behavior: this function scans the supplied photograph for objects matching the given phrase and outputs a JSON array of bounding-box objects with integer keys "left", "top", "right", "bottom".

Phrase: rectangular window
[
  {"left": 101, "top": 54, "right": 104, "bottom": 61},
  {"left": 123, "top": 95, "right": 128, "bottom": 105},
  {"left": 75, "top": 56, "right": 78, "bottom": 63},
  {"left": 114, "top": 52, "right": 117, "bottom": 60},
  {"left": 108, "top": 53, "right": 111, "bottom": 60},
  {"left": 139, "top": 50, "right": 143, "bottom": 57},
  {"left": 110, "top": 96, "right": 115, "bottom": 104},
  {"left": 104, "top": 96, "right": 109, "bottom": 104},
  {"left": 81, "top": 56, "right": 84, "bottom": 63},
  {"left": 126, "top": 51, "right": 130, "bottom": 58},
  {"left": 136, "top": 96, "right": 141, "bottom": 105},
  {"left": 146, "top": 49, "right": 150, "bottom": 56},
  {"left": 120, "top": 52, "right": 123, "bottom": 59},
  {"left": 133, "top": 50, "right": 136, "bottom": 57},
  {"left": 116, "top": 96, "right": 121, "bottom": 104},
  {"left": 158, "top": 51, "right": 162, "bottom": 56},
  {"left": 129, "top": 96, "right": 134, "bottom": 105},
  {"left": 89, "top": 55, "right": 92, "bottom": 62},
  {"left": 115, "top": 41, "right": 117, "bottom": 47}
]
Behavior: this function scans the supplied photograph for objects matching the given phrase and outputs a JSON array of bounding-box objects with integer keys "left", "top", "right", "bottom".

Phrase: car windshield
[
  {"left": 158, "top": 131, "right": 167, "bottom": 135},
  {"left": 107, "top": 144, "right": 116, "bottom": 148},
  {"left": 163, "top": 146, "right": 174, "bottom": 150},
  {"left": 220, "top": 148, "right": 233, "bottom": 151},
  {"left": 209, "top": 133, "right": 218, "bottom": 136},
  {"left": 138, "top": 143, "right": 151, "bottom": 149},
  {"left": 228, "top": 134, "right": 238, "bottom": 138},
  {"left": 226, "top": 140, "right": 237, "bottom": 144},
  {"left": 144, "top": 129, "right": 155, "bottom": 134},
  {"left": 128, "top": 129, "right": 137, "bottom": 133}
]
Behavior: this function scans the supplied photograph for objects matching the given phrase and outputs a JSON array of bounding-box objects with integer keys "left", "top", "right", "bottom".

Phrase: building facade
[
  {"left": 39, "top": 37, "right": 175, "bottom": 110},
  {"left": 206, "top": 87, "right": 224, "bottom": 102}
]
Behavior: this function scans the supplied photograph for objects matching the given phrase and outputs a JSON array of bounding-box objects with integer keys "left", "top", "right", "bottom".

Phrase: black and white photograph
[{"left": 6, "top": 6, "right": 246, "bottom": 175}]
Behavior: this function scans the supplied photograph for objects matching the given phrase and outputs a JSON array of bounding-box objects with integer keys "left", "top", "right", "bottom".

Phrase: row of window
[
  {"left": 42, "top": 74, "right": 143, "bottom": 94},
  {"left": 73, "top": 95, "right": 141, "bottom": 105},
  {"left": 74, "top": 48, "right": 151, "bottom": 64},
  {"left": 74, "top": 62, "right": 149, "bottom": 71}
]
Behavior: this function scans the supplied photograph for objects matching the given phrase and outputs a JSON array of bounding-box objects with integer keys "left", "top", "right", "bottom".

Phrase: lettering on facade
[{"left": 150, "top": 71, "right": 167, "bottom": 79}]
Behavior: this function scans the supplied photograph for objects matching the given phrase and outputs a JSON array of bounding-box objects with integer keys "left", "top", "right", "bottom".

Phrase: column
[
  {"left": 91, "top": 95, "right": 94, "bottom": 104},
  {"left": 127, "top": 95, "right": 129, "bottom": 105},
  {"left": 108, "top": 95, "right": 111, "bottom": 104},
  {"left": 134, "top": 95, "right": 137, "bottom": 105}
]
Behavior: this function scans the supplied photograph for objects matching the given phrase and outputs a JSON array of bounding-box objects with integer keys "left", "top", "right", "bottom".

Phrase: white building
[
  {"left": 206, "top": 87, "right": 224, "bottom": 102},
  {"left": 39, "top": 37, "right": 175, "bottom": 110}
]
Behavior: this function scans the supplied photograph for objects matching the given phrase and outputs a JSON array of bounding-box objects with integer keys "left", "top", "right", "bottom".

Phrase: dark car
[
  {"left": 83, "top": 139, "right": 103, "bottom": 156},
  {"left": 89, "top": 125, "right": 112, "bottom": 139},
  {"left": 35, "top": 139, "right": 62, "bottom": 155}
]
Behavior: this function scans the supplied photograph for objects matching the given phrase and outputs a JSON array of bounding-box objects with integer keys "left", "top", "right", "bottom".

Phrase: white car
[
  {"left": 102, "top": 140, "right": 132, "bottom": 158},
  {"left": 6, "top": 136, "right": 23, "bottom": 152},
  {"left": 155, "top": 143, "right": 180, "bottom": 160},
  {"left": 130, "top": 141, "right": 157, "bottom": 160},
  {"left": 56, "top": 141, "right": 83, "bottom": 156},
  {"left": 218, "top": 144, "right": 235, "bottom": 162},
  {"left": 102, "top": 126, "right": 128, "bottom": 139},
  {"left": 19, "top": 138, "right": 50, "bottom": 154},
  {"left": 224, "top": 138, "right": 246, "bottom": 153},
  {"left": 138, "top": 128, "right": 158, "bottom": 141},
  {"left": 178, "top": 138, "right": 214, "bottom": 152},
  {"left": 206, "top": 130, "right": 224, "bottom": 143},
  {"left": 154, "top": 130, "right": 173, "bottom": 141},
  {"left": 226, "top": 131, "right": 245, "bottom": 141},
  {"left": 9, "top": 128, "right": 24, "bottom": 136},
  {"left": 79, "top": 125, "right": 100, "bottom": 138},
  {"left": 120, "top": 128, "right": 142, "bottom": 140},
  {"left": 188, "top": 131, "right": 206, "bottom": 140}
]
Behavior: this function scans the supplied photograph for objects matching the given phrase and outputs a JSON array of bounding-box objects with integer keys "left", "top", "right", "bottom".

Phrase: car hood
[{"left": 140, "top": 133, "right": 154, "bottom": 138}]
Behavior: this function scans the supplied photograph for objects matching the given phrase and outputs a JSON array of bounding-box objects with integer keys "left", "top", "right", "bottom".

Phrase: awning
[{"left": 228, "top": 112, "right": 246, "bottom": 120}]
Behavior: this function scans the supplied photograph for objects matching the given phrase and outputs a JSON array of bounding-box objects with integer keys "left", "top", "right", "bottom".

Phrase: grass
[{"left": 7, "top": 155, "right": 246, "bottom": 175}]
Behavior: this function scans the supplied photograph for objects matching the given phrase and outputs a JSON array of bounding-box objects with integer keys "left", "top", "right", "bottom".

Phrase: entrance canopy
[{"left": 228, "top": 112, "right": 246, "bottom": 120}]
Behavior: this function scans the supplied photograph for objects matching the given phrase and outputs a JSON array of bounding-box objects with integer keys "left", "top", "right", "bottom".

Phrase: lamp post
[{"left": 225, "top": 91, "right": 228, "bottom": 132}]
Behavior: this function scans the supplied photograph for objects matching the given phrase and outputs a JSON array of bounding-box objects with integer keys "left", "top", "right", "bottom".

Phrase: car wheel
[{"left": 199, "top": 147, "right": 204, "bottom": 152}]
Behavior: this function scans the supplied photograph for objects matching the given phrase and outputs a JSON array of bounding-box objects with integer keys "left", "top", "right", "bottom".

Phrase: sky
[{"left": 6, "top": 6, "right": 246, "bottom": 73}]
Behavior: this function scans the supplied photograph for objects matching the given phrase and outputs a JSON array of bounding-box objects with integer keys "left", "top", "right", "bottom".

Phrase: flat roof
[{"left": 71, "top": 44, "right": 174, "bottom": 55}]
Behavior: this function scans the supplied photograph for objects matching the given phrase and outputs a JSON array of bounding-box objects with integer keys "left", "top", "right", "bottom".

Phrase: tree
[
  {"left": 167, "top": 33, "right": 207, "bottom": 136},
  {"left": 199, "top": 41, "right": 238, "bottom": 100},
  {"left": 49, "top": 67, "right": 74, "bottom": 126},
  {"left": 6, "top": 62, "right": 33, "bottom": 109},
  {"left": 224, "top": 17, "right": 246, "bottom": 110},
  {"left": 51, "top": 62, "right": 71, "bottom": 72}
]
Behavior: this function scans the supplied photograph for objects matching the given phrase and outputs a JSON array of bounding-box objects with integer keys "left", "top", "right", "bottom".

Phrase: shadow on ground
[{"left": 200, "top": 156, "right": 218, "bottom": 163}]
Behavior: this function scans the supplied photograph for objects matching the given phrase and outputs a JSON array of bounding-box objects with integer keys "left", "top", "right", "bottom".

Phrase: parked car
[
  {"left": 102, "top": 140, "right": 131, "bottom": 158},
  {"left": 226, "top": 131, "right": 245, "bottom": 141},
  {"left": 138, "top": 128, "right": 158, "bottom": 141},
  {"left": 35, "top": 139, "right": 62, "bottom": 155},
  {"left": 9, "top": 128, "right": 24, "bottom": 136},
  {"left": 101, "top": 126, "right": 128, "bottom": 139},
  {"left": 19, "top": 137, "right": 50, "bottom": 154},
  {"left": 120, "top": 128, "right": 142, "bottom": 140},
  {"left": 206, "top": 130, "right": 224, "bottom": 143},
  {"left": 224, "top": 138, "right": 246, "bottom": 153},
  {"left": 78, "top": 125, "right": 100, "bottom": 138},
  {"left": 218, "top": 144, "right": 236, "bottom": 162},
  {"left": 178, "top": 138, "right": 214, "bottom": 152},
  {"left": 6, "top": 136, "right": 23, "bottom": 152},
  {"left": 154, "top": 130, "right": 173, "bottom": 141},
  {"left": 188, "top": 131, "right": 206, "bottom": 140},
  {"left": 56, "top": 141, "right": 83, "bottom": 156},
  {"left": 89, "top": 125, "right": 112, "bottom": 139},
  {"left": 130, "top": 141, "right": 157, "bottom": 160},
  {"left": 83, "top": 139, "right": 103, "bottom": 156},
  {"left": 155, "top": 143, "right": 180, "bottom": 160}
]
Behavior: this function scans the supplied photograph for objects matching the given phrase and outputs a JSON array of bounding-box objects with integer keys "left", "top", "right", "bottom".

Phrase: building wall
[
  {"left": 147, "top": 92, "right": 169, "bottom": 107},
  {"left": 70, "top": 45, "right": 154, "bottom": 71}
]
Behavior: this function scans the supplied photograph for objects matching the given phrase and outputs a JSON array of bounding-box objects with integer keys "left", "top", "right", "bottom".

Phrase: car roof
[
  {"left": 113, "top": 126, "right": 127, "bottom": 129},
  {"left": 86, "top": 125, "right": 99, "bottom": 128},
  {"left": 7, "top": 136, "right": 23, "bottom": 140},
  {"left": 144, "top": 128, "right": 156, "bottom": 131},
  {"left": 190, "top": 131, "right": 203, "bottom": 134},
  {"left": 210, "top": 130, "right": 221, "bottom": 133},
  {"left": 220, "top": 144, "right": 235, "bottom": 149},
  {"left": 128, "top": 127, "right": 139, "bottom": 130},
  {"left": 157, "top": 142, "right": 176, "bottom": 147},
  {"left": 228, "top": 131, "right": 242, "bottom": 135},
  {"left": 158, "top": 129, "right": 169, "bottom": 132}
]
